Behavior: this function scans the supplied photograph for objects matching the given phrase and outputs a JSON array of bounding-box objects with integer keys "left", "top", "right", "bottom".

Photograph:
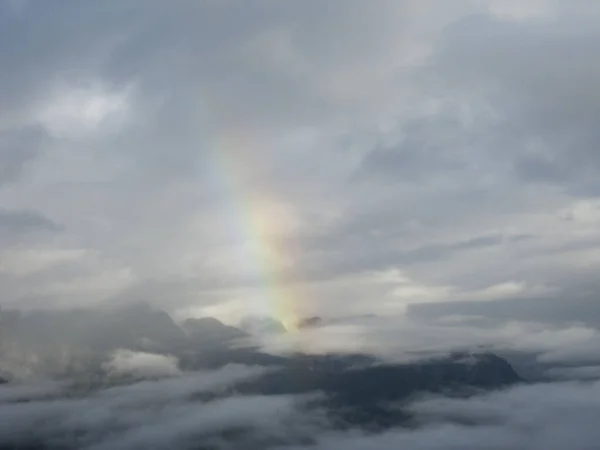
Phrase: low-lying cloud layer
[
  {"left": 295, "top": 380, "right": 600, "bottom": 450},
  {"left": 4, "top": 364, "right": 600, "bottom": 450},
  {"left": 101, "top": 349, "right": 181, "bottom": 379},
  {"left": 257, "top": 315, "right": 600, "bottom": 371},
  {"left": 0, "top": 365, "right": 311, "bottom": 450}
]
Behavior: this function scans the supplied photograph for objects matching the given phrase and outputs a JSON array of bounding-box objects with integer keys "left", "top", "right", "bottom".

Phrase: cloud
[
  {"left": 3, "top": 2, "right": 600, "bottom": 448},
  {"left": 36, "top": 83, "right": 133, "bottom": 140},
  {"left": 0, "top": 0, "right": 599, "bottom": 329},
  {"left": 284, "top": 380, "right": 600, "bottom": 450},
  {"left": 0, "top": 127, "right": 46, "bottom": 187},
  {"left": 0, "top": 208, "right": 64, "bottom": 252},
  {"left": 430, "top": 5, "right": 600, "bottom": 193},
  {"left": 6, "top": 366, "right": 600, "bottom": 450},
  {"left": 6, "top": 357, "right": 600, "bottom": 450},
  {"left": 0, "top": 381, "right": 63, "bottom": 403},
  {"left": 406, "top": 288, "right": 600, "bottom": 328},
  {"left": 0, "top": 208, "right": 62, "bottom": 234},
  {"left": 537, "top": 339, "right": 600, "bottom": 366},
  {"left": 102, "top": 350, "right": 181, "bottom": 379},
  {"left": 546, "top": 366, "right": 600, "bottom": 381},
  {"left": 256, "top": 314, "right": 600, "bottom": 367},
  {"left": 0, "top": 248, "right": 87, "bottom": 276},
  {"left": 0, "top": 365, "right": 316, "bottom": 450}
]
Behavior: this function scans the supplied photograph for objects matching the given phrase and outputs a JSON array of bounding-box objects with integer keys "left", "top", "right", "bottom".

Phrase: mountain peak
[{"left": 182, "top": 317, "right": 248, "bottom": 343}]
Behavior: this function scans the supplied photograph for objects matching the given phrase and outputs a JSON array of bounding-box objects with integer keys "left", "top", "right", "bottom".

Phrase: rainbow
[{"left": 212, "top": 130, "right": 302, "bottom": 331}]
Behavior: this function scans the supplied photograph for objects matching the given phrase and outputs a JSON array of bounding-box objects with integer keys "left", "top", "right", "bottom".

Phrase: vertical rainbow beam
[{"left": 213, "top": 131, "right": 301, "bottom": 331}]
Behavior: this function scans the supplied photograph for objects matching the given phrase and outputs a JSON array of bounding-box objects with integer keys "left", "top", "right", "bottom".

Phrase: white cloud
[
  {"left": 0, "top": 248, "right": 87, "bottom": 277},
  {"left": 256, "top": 314, "right": 600, "bottom": 365},
  {"left": 102, "top": 350, "right": 181, "bottom": 379},
  {"left": 36, "top": 83, "right": 132, "bottom": 139},
  {"left": 537, "top": 338, "right": 600, "bottom": 366}
]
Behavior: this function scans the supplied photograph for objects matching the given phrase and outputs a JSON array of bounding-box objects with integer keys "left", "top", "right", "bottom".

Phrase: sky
[{"left": 1, "top": 0, "right": 600, "bottom": 328}]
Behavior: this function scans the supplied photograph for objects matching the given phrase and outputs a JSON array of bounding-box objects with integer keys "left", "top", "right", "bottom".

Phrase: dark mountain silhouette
[
  {"left": 237, "top": 351, "right": 522, "bottom": 428},
  {"left": 88, "top": 303, "right": 189, "bottom": 352},
  {"left": 183, "top": 317, "right": 248, "bottom": 343}
]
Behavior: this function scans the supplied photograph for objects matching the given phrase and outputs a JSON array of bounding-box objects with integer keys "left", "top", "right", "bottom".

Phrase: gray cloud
[
  {"left": 0, "top": 365, "right": 316, "bottom": 450},
  {"left": 4, "top": 2, "right": 600, "bottom": 448},
  {"left": 0, "top": 0, "right": 599, "bottom": 326},
  {"left": 431, "top": 9, "right": 600, "bottom": 192},
  {"left": 256, "top": 314, "right": 600, "bottom": 370},
  {"left": 547, "top": 366, "right": 600, "bottom": 381},
  {"left": 0, "top": 127, "right": 46, "bottom": 187},
  {"left": 283, "top": 380, "right": 600, "bottom": 450},
  {"left": 0, "top": 209, "right": 63, "bottom": 234},
  {"left": 7, "top": 357, "right": 600, "bottom": 449},
  {"left": 406, "top": 277, "right": 600, "bottom": 327}
]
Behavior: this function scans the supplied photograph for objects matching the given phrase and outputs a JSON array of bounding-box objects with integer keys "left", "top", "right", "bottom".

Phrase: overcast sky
[{"left": 1, "top": 0, "right": 599, "bottom": 326}]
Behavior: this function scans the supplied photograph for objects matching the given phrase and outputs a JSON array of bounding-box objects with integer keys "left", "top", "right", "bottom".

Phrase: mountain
[
  {"left": 0, "top": 305, "right": 522, "bottom": 394},
  {"left": 0, "top": 304, "right": 529, "bottom": 437},
  {"left": 0, "top": 303, "right": 188, "bottom": 355},
  {"left": 88, "top": 303, "right": 189, "bottom": 352},
  {"left": 237, "top": 351, "right": 522, "bottom": 428},
  {"left": 182, "top": 317, "right": 248, "bottom": 344}
]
